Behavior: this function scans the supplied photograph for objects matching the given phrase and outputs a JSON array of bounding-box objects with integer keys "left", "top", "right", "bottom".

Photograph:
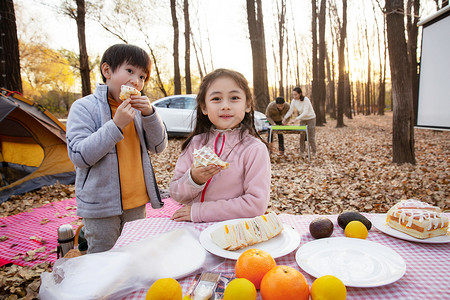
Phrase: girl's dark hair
[
  {"left": 182, "top": 68, "right": 264, "bottom": 151},
  {"left": 293, "top": 86, "right": 305, "bottom": 101},
  {"left": 100, "top": 44, "right": 152, "bottom": 83}
]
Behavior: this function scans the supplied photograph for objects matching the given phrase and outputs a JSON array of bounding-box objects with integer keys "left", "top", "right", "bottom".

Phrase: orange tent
[{"left": 0, "top": 89, "right": 75, "bottom": 202}]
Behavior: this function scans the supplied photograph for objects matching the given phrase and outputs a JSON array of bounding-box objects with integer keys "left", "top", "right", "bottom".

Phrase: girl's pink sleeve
[
  {"left": 169, "top": 147, "right": 204, "bottom": 204},
  {"left": 190, "top": 142, "right": 271, "bottom": 222}
]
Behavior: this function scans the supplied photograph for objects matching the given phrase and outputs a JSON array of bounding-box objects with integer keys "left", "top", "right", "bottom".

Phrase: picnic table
[
  {"left": 268, "top": 125, "right": 310, "bottom": 161},
  {"left": 115, "top": 213, "right": 450, "bottom": 300}
]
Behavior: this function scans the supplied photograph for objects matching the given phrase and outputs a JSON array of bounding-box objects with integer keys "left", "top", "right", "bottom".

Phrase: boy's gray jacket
[{"left": 66, "top": 84, "right": 168, "bottom": 218}]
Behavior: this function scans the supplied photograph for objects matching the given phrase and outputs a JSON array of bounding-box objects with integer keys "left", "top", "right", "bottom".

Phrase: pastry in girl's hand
[
  {"left": 119, "top": 85, "right": 141, "bottom": 100},
  {"left": 193, "top": 146, "right": 229, "bottom": 169}
]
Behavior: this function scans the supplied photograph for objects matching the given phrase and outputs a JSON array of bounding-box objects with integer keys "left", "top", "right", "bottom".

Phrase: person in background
[
  {"left": 265, "top": 96, "right": 290, "bottom": 155},
  {"left": 66, "top": 44, "right": 168, "bottom": 253},
  {"left": 169, "top": 69, "right": 271, "bottom": 223},
  {"left": 282, "top": 86, "right": 317, "bottom": 156}
]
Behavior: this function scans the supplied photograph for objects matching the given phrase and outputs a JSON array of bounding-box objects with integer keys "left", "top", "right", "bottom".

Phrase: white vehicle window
[
  {"left": 185, "top": 97, "right": 197, "bottom": 110},
  {"left": 154, "top": 99, "right": 170, "bottom": 108},
  {"left": 168, "top": 98, "right": 186, "bottom": 109}
]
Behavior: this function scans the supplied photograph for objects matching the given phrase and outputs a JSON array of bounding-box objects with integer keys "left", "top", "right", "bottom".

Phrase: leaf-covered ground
[{"left": 1, "top": 112, "right": 449, "bottom": 298}]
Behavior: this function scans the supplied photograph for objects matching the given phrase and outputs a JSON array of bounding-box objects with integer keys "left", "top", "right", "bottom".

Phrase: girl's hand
[
  {"left": 113, "top": 99, "right": 136, "bottom": 130},
  {"left": 130, "top": 95, "right": 153, "bottom": 116},
  {"left": 282, "top": 119, "right": 287, "bottom": 125},
  {"left": 190, "top": 165, "right": 221, "bottom": 185},
  {"left": 171, "top": 205, "right": 192, "bottom": 222}
]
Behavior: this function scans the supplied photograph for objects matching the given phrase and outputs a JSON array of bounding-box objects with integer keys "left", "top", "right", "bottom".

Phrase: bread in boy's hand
[
  {"left": 119, "top": 85, "right": 141, "bottom": 101},
  {"left": 193, "top": 146, "right": 229, "bottom": 169}
]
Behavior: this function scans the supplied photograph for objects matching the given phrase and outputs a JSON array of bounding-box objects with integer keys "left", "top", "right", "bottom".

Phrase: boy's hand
[
  {"left": 130, "top": 95, "right": 153, "bottom": 116},
  {"left": 113, "top": 99, "right": 135, "bottom": 130},
  {"left": 190, "top": 165, "right": 221, "bottom": 185},
  {"left": 171, "top": 205, "right": 192, "bottom": 222}
]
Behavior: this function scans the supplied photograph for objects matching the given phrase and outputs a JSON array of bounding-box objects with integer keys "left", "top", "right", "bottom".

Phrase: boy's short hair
[
  {"left": 275, "top": 97, "right": 285, "bottom": 104},
  {"left": 100, "top": 44, "right": 152, "bottom": 83}
]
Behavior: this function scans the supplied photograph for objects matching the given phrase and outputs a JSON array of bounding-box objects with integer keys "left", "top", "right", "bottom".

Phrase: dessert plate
[
  {"left": 199, "top": 218, "right": 301, "bottom": 260},
  {"left": 295, "top": 237, "right": 406, "bottom": 287},
  {"left": 371, "top": 214, "right": 450, "bottom": 244}
]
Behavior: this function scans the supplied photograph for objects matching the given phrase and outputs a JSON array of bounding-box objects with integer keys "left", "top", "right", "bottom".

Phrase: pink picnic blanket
[{"left": 0, "top": 197, "right": 181, "bottom": 267}]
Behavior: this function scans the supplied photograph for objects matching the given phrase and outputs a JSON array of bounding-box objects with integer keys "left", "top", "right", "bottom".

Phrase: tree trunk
[
  {"left": 385, "top": 0, "right": 415, "bottom": 164},
  {"left": 311, "top": 0, "right": 321, "bottom": 124},
  {"left": 277, "top": 0, "right": 286, "bottom": 97},
  {"left": 336, "top": 0, "right": 347, "bottom": 127},
  {"left": 75, "top": 0, "right": 91, "bottom": 97},
  {"left": 407, "top": 0, "right": 419, "bottom": 122},
  {"left": 191, "top": 31, "right": 204, "bottom": 79},
  {"left": 184, "top": 0, "right": 192, "bottom": 94},
  {"left": 247, "top": 0, "right": 270, "bottom": 112},
  {"left": 317, "top": 0, "right": 326, "bottom": 125},
  {"left": 170, "top": 0, "right": 181, "bottom": 94},
  {"left": 0, "top": 0, "right": 23, "bottom": 93},
  {"left": 374, "top": 1, "right": 386, "bottom": 116},
  {"left": 326, "top": 49, "right": 336, "bottom": 119}
]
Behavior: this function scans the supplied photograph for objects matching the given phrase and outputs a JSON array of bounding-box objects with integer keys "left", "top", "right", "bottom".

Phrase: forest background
[{"left": 5, "top": 0, "right": 449, "bottom": 164}]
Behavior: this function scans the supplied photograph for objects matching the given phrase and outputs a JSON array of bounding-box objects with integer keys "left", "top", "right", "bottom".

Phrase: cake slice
[{"left": 386, "top": 199, "right": 449, "bottom": 239}]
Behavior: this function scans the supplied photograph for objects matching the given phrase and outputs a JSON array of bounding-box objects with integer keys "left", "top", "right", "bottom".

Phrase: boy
[{"left": 66, "top": 44, "right": 168, "bottom": 253}]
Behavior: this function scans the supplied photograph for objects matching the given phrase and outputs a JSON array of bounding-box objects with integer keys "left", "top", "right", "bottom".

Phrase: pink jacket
[{"left": 169, "top": 128, "right": 271, "bottom": 222}]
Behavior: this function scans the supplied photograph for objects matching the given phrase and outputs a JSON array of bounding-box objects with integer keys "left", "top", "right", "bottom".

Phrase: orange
[
  {"left": 145, "top": 278, "right": 182, "bottom": 300},
  {"left": 223, "top": 278, "right": 257, "bottom": 300},
  {"left": 310, "top": 275, "right": 347, "bottom": 300},
  {"left": 235, "top": 248, "right": 277, "bottom": 289},
  {"left": 345, "top": 220, "right": 368, "bottom": 239},
  {"left": 260, "top": 265, "right": 309, "bottom": 300}
]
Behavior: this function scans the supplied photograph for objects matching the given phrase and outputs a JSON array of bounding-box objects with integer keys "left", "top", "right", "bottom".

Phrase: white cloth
[{"left": 39, "top": 228, "right": 215, "bottom": 300}]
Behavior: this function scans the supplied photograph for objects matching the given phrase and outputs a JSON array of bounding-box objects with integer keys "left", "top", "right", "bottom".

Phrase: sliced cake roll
[{"left": 210, "top": 212, "right": 284, "bottom": 251}]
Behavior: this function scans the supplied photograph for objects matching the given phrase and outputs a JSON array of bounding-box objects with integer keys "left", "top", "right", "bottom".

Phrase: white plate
[
  {"left": 295, "top": 237, "right": 406, "bottom": 287},
  {"left": 199, "top": 218, "right": 301, "bottom": 260},
  {"left": 371, "top": 214, "right": 450, "bottom": 244}
]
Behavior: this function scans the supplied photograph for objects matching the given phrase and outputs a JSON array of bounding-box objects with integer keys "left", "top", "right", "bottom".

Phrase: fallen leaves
[{"left": 0, "top": 262, "right": 52, "bottom": 299}]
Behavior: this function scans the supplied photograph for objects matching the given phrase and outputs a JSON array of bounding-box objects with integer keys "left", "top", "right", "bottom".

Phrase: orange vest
[{"left": 109, "top": 98, "right": 149, "bottom": 210}]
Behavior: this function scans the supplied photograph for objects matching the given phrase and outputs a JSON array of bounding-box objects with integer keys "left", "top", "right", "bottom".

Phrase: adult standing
[
  {"left": 282, "top": 87, "right": 317, "bottom": 156},
  {"left": 266, "top": 96, "right": 290, "bottom": 154}
]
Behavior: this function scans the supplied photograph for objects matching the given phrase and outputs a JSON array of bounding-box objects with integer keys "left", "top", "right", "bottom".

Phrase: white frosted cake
[{"left": 386, "top": 199, "right": 449, "bottom": 239}]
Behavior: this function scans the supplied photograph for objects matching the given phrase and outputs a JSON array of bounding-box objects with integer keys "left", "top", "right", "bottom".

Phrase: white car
[{"left": 152, "top": 94, "right": 269, "bottom": 136}]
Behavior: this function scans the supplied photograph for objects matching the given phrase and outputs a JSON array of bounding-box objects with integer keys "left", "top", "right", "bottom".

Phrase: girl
[
  {"left": 282, "top": 86, "right": 317, "bottom": 155},
  {"left": 170, "top": 69, "right": 271, "bottom": 223}
]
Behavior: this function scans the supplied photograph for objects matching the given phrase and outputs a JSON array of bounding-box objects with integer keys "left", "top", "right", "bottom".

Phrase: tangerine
[
  {"left": 223, "top": 278, "right": 257, "bottom": 300},
  {"left": 344, "top": 220, "right": 368, "bottom": 239},
  {"left": 145, "top": 278, "right": 182, "bottom": 300},
  {"left": 310, "top": 275, "right": 347, "bottom": 300},
  {"left": 260, "top": 265, "right": 309, "bottom": 300},
  {"left": 235, "top": 248, "right": 277, "bottom": 289}
]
